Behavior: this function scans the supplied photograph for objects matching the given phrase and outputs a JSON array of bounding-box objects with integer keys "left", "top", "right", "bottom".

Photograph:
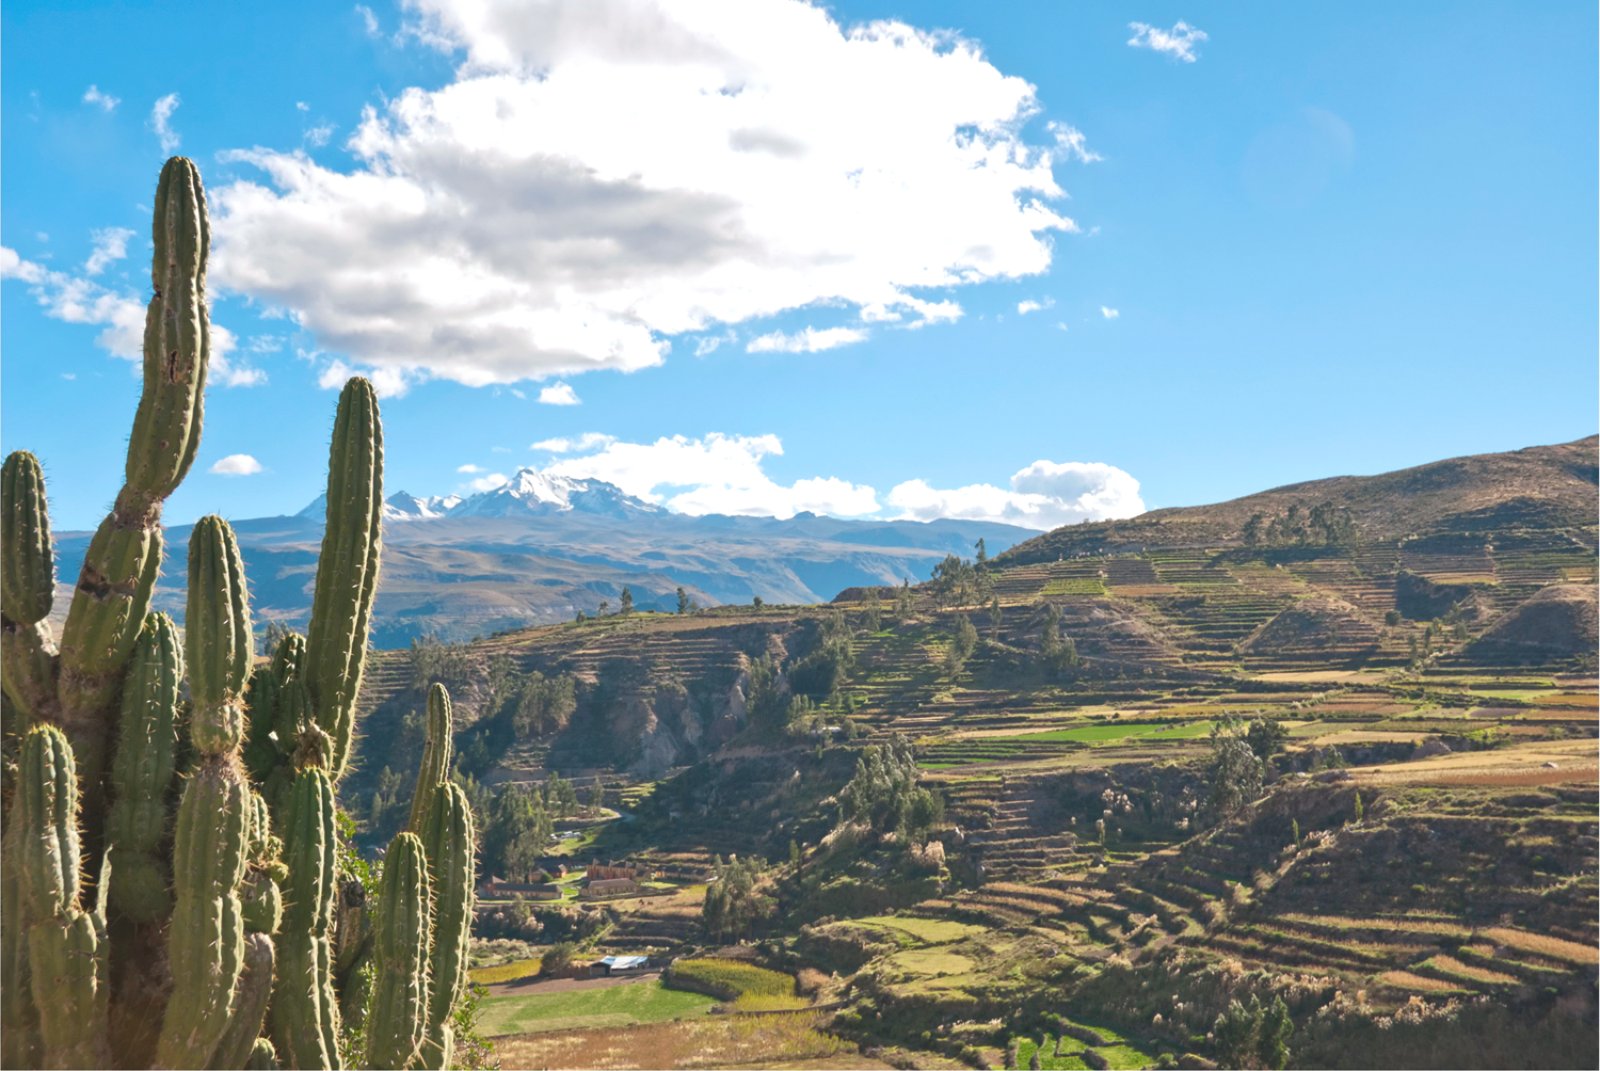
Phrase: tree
[
  {"left": 1258, "top": 996, "right": 1293, "bottom": 1070},
  {"left": 1208, "top": 718, "right": 1265, "bottom": 818},
  {"left": 838, "top": 734, "right": 944, "bottom": 838},
  {"left": 598, "top": 599, "right": 610, "bottom": 616},
  {"left": 1212, "top": 999, "right": 1259, "bottom": 1069},
  {"left": 544, "top": 773, "right": 579, "bottom": 817},
  {"left": 1242, "top": 512, "right": 1266, "bottom": 549},
  {"left": 896, "top": 580, "right": 913, "bottom": 618},
  {"left": 676, "top": 586, "right": 691, "bottom": 614},
  {"left": 974, "top": 537, "right": 988, "bottom": 565},
  {"left": 541, "top": 941, "right": 577, "bottom": 977},
  {"left": 944, "top": 615, "right": 978, "bottom": 679},
  {"left": 483, "top": 783, "right": 553, "bottom": 881},
  {"left": 511, "top": 671, "right": 578, "bottom": 737},
  {"left": 588, "top": 776, "right": 606, "bottom": 814},
  {"left": 1039, "top": 604, "right": 1079, "bottom": 678},
  {"left": 1245, "top": 716, "right": 1288, "bottom": 763},
  {"left": 752, "top": 595, "right": 764, "bottom": 609},
  {"left": 703, "top": 855, "right": 775, "bottom": 940},
  {"left": 619, "top": 585, "right": 634, "bottom": 615},
  {"left": 862, "top": 590, "right": 882, "bottom": 632}
]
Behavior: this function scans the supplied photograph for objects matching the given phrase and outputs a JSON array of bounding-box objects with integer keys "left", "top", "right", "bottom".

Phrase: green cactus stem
[
  {"left": 272, "top": 768, "right": 341, "bottom": 1070},
  {"left": 364, "top": 832, "right": 431, "bottom": 1071},
  {"left": 407, "top": 683, "right": 454, "bottom": 832},
  {"left": 2, "top": 451, "right": 56, "bottom": 627},
  {"left": 156, "top": 759, "right": 250, "bottom": 1069},
  {"left": 106, "top": 612, "right": 183, "bottom": 922},
  {"left": 186, "top": 516, "right": 253, "bottom": 755},
  {"left": 125, "top": 156, "right": 210, "bottom": 513},
  {"left": 245, "top": 1038, "right": 280, "bottom": 1071},
  {"left": 14, "top": 726, "right": 112, "bottom": 1070},
  {"left": 208, "top": 933, "right": 275, "bottom": 1071},
  {"left": 420, "top": 782, "right": 475, "bottom": 1070},
  {"left": 306, "top": 377, "right": 383, "bottom": 780}
]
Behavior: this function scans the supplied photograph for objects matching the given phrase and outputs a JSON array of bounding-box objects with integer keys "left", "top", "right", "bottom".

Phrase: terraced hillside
[{"left": 348, "top": 437, "right": 1595, "bottom": 1069}]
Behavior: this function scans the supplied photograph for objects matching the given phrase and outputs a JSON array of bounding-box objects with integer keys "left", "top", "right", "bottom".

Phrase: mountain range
[{"left": 53, "top": 468, "right": 1034, "bottom": 647}]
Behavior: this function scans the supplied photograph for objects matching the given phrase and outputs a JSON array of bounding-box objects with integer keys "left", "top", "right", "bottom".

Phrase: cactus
[
  {"left": 365, "top": 832, "right": 432, "bottom": 1071},
  {"left": 306, "top": 377, "right": 384, "bottom": 780},
  {"left": 421, "top": 782, "right": 475, "bottom": 1069},
  {"left": 0, "top": 158, "right": 477, "bottom": 1071},
  {"left": 106, "top": 613, "right": 183, "bottom": 922},
  {"left": 408, "top": 682, "right": 454, "bottom": 832}
]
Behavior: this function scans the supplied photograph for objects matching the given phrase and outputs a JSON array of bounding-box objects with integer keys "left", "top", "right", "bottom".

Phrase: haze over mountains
[{"left": 56, "top": 467, "right": 1035, "bottom": 646}]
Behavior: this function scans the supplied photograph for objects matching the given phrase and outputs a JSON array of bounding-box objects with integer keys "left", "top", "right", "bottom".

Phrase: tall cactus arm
[
  {"left": 2, "top": 451, "right": 62, "bottom": 723},
  {"left": 56, "top": 156, "right": 210, "bottom": 807},
  {"left": 186, "top": 516, "right": 253, "bottom": 755},
  {"left": 105, "top": 612, "right": 183, "bottom": 922},
  {"left": 126, "top": 156, "right": 210, "bottom": 511},
  {"left": 419, "top": 782, "right": 475, "bottom": 1070},
  {"left": 3, "top": 451, "right": 57, "bottom": 626},
  {"left": 406, "top": 683, "right": 453, "bottom": 833},
  {"left": 156, "top": 760, "right": 250, "bottom": 1069},
  {"left": 1, "top": 822, "right": 41, "bottom": 1068},
  {"left": 364, "top": 832, "right": 432, "bottom": 1071},
  {"left": 306, "top": 378, "right": 383, "bottom": 781},
  {"left": 272, "top": 768, "right": 341, "bottom": 1070}
]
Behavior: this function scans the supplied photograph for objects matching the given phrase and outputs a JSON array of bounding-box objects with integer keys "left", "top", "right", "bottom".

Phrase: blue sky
[{"left": 4, "top": 0, "right": 1595, "bottom": 532}]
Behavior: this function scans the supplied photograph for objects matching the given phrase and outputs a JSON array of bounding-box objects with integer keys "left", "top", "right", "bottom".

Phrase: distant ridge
[{"left": 1000, "top": 436, "right": 1598, "bottom": 565}]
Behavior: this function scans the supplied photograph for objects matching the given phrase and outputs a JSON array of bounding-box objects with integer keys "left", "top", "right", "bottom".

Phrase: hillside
[
  {"left": 338, "top": 435, "right": 1597, "bottom": 1069},
  {"left": 999, "top": 435, "right": 1598, "bottom": 564}
]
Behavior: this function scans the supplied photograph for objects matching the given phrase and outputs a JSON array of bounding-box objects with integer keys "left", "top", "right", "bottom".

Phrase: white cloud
[
  {"left": 467, "top": 472, "right": 510, "bottom": 491},
  {"left": 531, "top": 432, "right": 616, "bottom": 453},
  {"left": 2, "top": 245, "right": 266, "bottom": 387},
  {"left": 540, "top": 432, "right": 879, "bottom": 518},
  {"left": 150, "top": 93, "right": 181, "bottom": 153},
  {"left": 1100, "top": 305, "right": 1119, "bottom": 319},
  {"left": 316, "top": 358, "right": 409, "bottom": 397},
  {"left": 84, "top": 227, "right": 135, "bottom": 275},
  {"left": 457, "top": 463, "right": 485, "bottom": 473},
  {"left": 746, "top": 326, "right": 868, "bottom": 354},
  {"left": 888, "top": 459, "right": 1144, "bottom": 530},
  {"left": 304, "top": 122, "right": 336, "bottom": 148},
  {"left": 210, "top": 453, "right": 264, "bottom": 476},
  {"left": 1127, "top": 21, "right": 1207, "bottom": 63},
  {"left": 208, "top": 0, "right": 1081, "bottom": 390},
  {"left": 82, "top": 85, "right": 120, "bottom": 112},
  {"left": 355, "top": 3, "right": 380, "bottom": 35},
  {"left": 1047, "top": 121, "right": 1101, "bottom": 163},
  {"left": 1017, "top": 297, "right": 1053, "bottom": 315},
  {"left": 538, "top": 382, "right": 580, "bottom": 405},
  {"left": 296, "top": 101, "right": 311, "bottom": 112}
]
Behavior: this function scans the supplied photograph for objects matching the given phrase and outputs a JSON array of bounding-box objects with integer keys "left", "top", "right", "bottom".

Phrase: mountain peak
[{"left": 449, "top": 469, "right": 661, "bottom": 519}]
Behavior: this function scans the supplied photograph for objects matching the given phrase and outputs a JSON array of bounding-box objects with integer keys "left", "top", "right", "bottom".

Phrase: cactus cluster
[{"left": 1, "top": 158, "right": 475, "bottom": 1069}]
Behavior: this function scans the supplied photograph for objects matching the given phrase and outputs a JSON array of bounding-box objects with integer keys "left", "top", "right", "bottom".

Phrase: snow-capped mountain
[
  {"left": 383, "top": 492, "right": 462, "bottom": 521},
  {"left": 448, "top": 469, "right": 660, "bottom": 519},
  {"left": 294, "top": 470, "right": 656, "bottom": 523}
]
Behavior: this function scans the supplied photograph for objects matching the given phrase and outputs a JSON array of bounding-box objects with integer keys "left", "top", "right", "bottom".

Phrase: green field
[
  {"left": 1009, "top": 720, "right": 1216, "bottom": 744},
  {"left": 477, "top": 981, "right": 717, "bottom": 1037},
  {"left": 854, "top": 915, "right": 986, "bottom": 945}
]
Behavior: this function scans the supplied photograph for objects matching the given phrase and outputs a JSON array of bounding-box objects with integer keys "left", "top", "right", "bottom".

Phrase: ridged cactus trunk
[{"left": 0, "top": 158, "right": 477, "bottom": 1070}]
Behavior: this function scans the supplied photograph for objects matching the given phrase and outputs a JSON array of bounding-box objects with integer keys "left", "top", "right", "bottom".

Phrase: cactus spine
[{"left": 2, "top": 157, "right": 475, "bottom": 1071}]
